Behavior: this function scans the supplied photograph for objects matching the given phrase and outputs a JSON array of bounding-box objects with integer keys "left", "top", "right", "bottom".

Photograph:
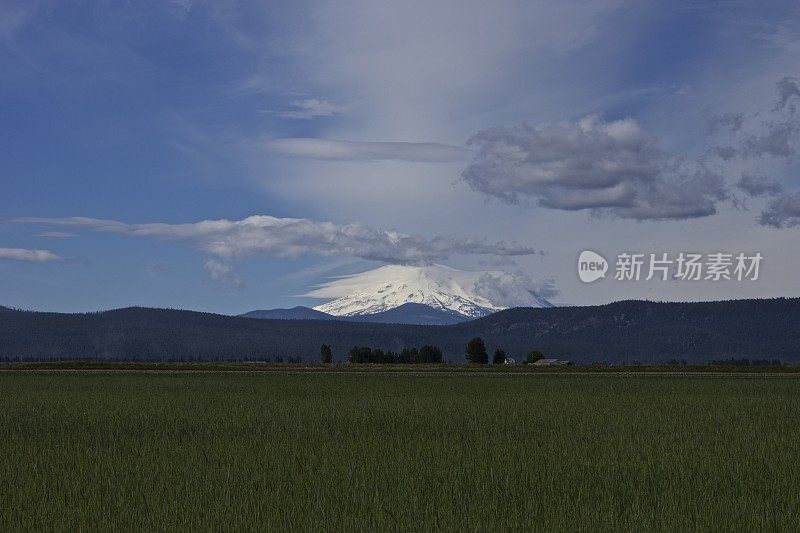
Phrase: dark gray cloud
[
  {"left": 708, "top": 77, "right": 800, "bottom": 162},
  {"left": 775, "top": 77, "right": 800, "bottom": 114},
  {"left": 697, "top": 77, "right": 800, "bottom": 230},
  {"left": 736, "top": 174, "right": 784, "bottom": 197},
  {"left": 758, "top": 191, "right": 800, "bottom": 228},
  {"left": 740, "top": 120, "right": 799, "bottom": 159},
  {"left": 148, "top": 263, "right": 171, "bottom": 274},
  {"left": 707, "top": 145, "right": 738, "bottom": 161},
  {"left": 619, "top": 162, "right": 727, "bottom": 220},
  {"left": 462, "top": 117, "right": 728, "bottom": 220},
  {"left": 705, "top": 77, "right": 800, "bottom": 230},
  {"left": 706, "top": 113, "right": 743, "bottom": 134}
]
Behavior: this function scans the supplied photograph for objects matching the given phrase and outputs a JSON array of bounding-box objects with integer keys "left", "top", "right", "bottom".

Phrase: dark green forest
[{"left": 0, "top": 299, "right": 799, "bottom": 364}]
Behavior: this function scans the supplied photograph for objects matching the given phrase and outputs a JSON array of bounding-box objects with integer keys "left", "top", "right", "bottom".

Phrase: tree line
[
  {"left": 319, "top": 338, "right": 546, "bottom": 365},
  {"left": 345, "top": 345, "right": 443, "bottom": 364},
  {"left": 710, "top": 358, "right": 784, "bottom": 366}
]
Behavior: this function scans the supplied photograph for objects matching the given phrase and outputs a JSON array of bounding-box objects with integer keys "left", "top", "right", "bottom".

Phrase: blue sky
[{"left": 2, "top": 0, "right": 800, "bottom": 313}]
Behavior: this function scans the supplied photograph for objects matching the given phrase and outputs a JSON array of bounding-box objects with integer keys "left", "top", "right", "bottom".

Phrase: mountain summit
[{"left": 307, "top": 264, "right": 554, "bottom": 318}]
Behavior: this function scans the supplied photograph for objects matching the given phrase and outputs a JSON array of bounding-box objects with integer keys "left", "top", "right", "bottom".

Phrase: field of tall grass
[{"left": 1, "top": 372, "right": 798, "bottom": 530}]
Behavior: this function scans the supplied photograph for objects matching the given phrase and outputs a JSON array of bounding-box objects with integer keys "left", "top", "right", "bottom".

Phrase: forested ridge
[{"left": 0, "top": 298, "right": 798, "bottom": 364}]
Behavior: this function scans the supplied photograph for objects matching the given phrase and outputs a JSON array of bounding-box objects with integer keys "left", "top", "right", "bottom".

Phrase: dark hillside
[{"left": 1, "top": 299, "right": 798, "bottom": 364}]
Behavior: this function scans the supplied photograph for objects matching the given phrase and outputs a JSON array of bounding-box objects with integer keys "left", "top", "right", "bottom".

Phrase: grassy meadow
[{"left": 1, "top": 371, "right": 799, "bottom": 530}]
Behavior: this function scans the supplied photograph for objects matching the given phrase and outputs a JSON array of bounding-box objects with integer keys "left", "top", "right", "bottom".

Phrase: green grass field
[{"left": 1, "top": 371, "right": 799, "bottom": 531}]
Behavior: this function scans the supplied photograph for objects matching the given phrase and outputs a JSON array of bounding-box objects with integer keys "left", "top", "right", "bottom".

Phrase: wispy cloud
[
  {"left": 0, "top": 1, "right": 33, "bottom": 40},
  {"left": 0, "top": 247, "right": 62, "bottom": 262},
  {"left": 13, "top": 215, "right": 540, "bottom": 283},
  {"left": 204, "top": 259, "right": 245, "bottom": 289},
  {"left": 263, "top": 99, "right": 348, "bottom": 120},
  {"left": 148, "top": 263, "right": 171, "bottom": 274},
  {"left": 264, "top": 138, "right": 471, "bottom": 162},
  {"left": 36, "top": 231, "right": 75, "bottom": 238}
]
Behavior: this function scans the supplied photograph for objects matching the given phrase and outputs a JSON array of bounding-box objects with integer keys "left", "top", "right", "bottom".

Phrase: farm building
[{"left": 531, "top": 358, "right": 572, "bottom": 366}]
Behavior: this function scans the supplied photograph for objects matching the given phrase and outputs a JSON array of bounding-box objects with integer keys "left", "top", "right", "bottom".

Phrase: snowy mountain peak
[{"left": 307, "top": 264, "right": 554, "bottom": 318}]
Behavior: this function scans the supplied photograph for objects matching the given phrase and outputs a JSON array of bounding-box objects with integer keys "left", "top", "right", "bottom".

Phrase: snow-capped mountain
[{"left": 307, "top": 264, "right": 554, "bottom": 318}]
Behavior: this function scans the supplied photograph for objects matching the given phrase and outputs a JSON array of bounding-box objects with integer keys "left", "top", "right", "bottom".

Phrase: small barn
[{"left": 531, "top": 358, "right": 572, "bottom": 366}]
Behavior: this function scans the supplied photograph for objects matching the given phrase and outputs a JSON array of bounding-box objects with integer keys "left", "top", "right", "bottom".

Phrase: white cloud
[
  {"left": 264, "top": 138, "right": 470, "bottom": 162},
  {"left": 204, "top": 259, "right": 245, "bottom": 289},
  {"left": 14, "top": 214, "right": 540, "bottom": 281},
  {"left": 0, "top": 247, "right": 62, "bottom": 262},
  {"left": 204, "top": 258, "right": 232, "bottom": 279},
  {"left": 472, "top": 270, "right": 557, "bottom": 307},
  {"left": 304, "top": 263, "right": 556, "bottom": 310}
]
